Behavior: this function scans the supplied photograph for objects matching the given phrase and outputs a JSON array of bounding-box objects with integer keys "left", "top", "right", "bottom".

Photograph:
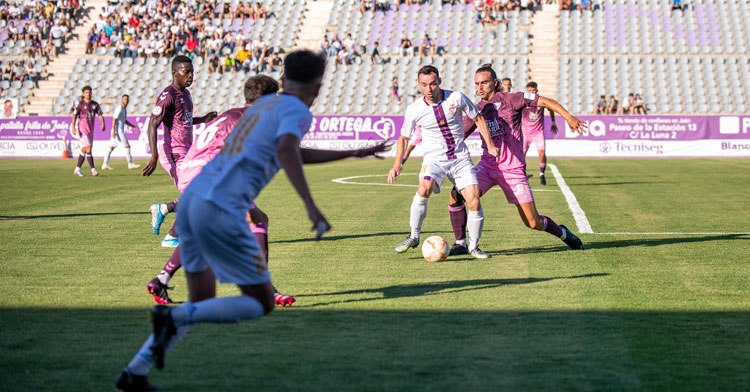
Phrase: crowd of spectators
[
  {"left": 594, "top": 93, "right": 647, "bottom": 115},
  {"left": 0, "top": 59, "right": 40, "bottom": 86},
  {"left": 0, "top": 0, "right": 83, "bottom": 59},
  {"left": 559, "top": 0, "right": 593, "bottom": 11},
  {"left": 83, "top": 0, "right": 277, "bottom": 74}
]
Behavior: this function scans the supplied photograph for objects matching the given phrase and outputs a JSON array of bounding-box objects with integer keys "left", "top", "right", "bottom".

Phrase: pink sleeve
[{"left": 409, "top": 126, "right": 422, "bottom": 145}]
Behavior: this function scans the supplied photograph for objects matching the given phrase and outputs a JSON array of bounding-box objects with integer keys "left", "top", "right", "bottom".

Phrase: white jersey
[
  {"left": 401, "top": 89, "right": 479, "bottom": 162},
  {"left": 113, "top": 105, "right": 128, "bottom": 135}
]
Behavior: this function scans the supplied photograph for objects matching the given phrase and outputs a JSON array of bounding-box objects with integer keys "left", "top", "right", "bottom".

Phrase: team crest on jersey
[
  {"left": 152, "top": 106, "right": 163, "bottom": 116},
  {"left": 448, "top": 103, "right": 457, "bottom": 116}
]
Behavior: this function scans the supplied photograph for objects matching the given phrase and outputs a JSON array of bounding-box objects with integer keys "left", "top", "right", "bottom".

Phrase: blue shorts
[{"left": 177, "top": 189, "right": 271, "bottom": 286}]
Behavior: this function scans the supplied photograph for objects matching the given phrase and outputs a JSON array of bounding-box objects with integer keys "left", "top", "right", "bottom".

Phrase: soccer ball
[{"left": 422, "top": 235, "right": 449, "bottom": 262}]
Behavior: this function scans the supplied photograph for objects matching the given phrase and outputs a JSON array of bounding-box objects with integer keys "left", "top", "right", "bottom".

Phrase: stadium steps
[
  {"left": 527, "top": 4, "right": 560, "bottom": 101},
  {"left": 296, "top": 0, "right": 334, "bottom": 50},
  {"left": 21, "top": 0, "right": 108, "bottom": 116}
]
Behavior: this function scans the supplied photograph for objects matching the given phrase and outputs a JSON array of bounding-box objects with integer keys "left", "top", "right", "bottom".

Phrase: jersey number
[
  {"left": 194, "top": 117, "right": 227, "bottom": 150},
  {"left": 222, "top": 113, "right": 259, "bottom": 155}
]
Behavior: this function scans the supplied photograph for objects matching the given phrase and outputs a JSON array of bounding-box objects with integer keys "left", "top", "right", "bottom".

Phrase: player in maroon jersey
[{"left": 71, "top": 86, "right": 106, "bottom": 177}]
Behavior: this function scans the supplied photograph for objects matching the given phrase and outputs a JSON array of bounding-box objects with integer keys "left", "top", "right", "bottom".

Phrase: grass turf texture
[{"left": 0, "top": 158, "right": 748, "bottom": 391}]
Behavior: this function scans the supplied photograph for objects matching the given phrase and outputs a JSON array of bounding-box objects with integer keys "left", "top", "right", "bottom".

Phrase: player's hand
[
  {"left": 566, "top": 116, "right": 587, "bottom": 136},
  {"left": 203, "top": 111, "right": 218, "bottom": 123},
  {"left": 551, "top": 124, "right": 558, "bottom": 135},
  {"left": 141, "top": 156, "right": 158, "bottom": 176},
  {"left": 355, "top": 140, "right": 391, "bottom": 159},
  {"left": 306, "top": 205, "right": 330, "bottom": 241},
  {"left": 111, "top": 132, "right": 116, "bottom": 138},
  {"left": 387, "top": 165, "right": 401, "bottom": 183},
  {"left": 487, "top": 145, "right": 500, "bottom": 161}
]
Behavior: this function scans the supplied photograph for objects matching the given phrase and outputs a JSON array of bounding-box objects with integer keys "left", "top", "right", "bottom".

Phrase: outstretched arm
[
  {"left": 193, "top": 111, "right": 218, "bottom": 125},
  {"left": 387, "top": 135, "right": 409, "bottom": 183},
  {"left": 547, "top": 107, "right": 558, "bottom": 134},
  {"left": 538, "top": 96, "right": 587, "bottom": 135},
  {"left": 300, "top": 140, "right": 389, "bottom": 164},
  {"left": 277, "top": 133, "right": 329, "bottom": 240}
]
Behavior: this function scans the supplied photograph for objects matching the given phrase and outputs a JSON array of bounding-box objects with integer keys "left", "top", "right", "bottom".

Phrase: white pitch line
[
  {"left": 331, "top": 173, "right": 560, "bottom": 191},
  {"left": 548, "top": 163, "right": 594, "bottom": 234},
  {"left": 593, "top": 232, "right": 750, "bottom": 236}
]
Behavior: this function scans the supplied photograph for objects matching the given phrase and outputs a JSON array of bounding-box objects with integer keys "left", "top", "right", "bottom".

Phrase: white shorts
[
  {"left": 177, "top": 189, "right": 271, "bottom": 286},
  {"left": 109, "top": 129, "right": 130, "bottom": 148},
  {"left": 420, "top": 157, "right": 478, "bottom": 194}
]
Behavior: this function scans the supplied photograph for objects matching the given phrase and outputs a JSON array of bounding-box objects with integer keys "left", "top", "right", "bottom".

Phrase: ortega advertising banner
[{"left": 1, "top": 114, "right": 749, "bottom": 158}]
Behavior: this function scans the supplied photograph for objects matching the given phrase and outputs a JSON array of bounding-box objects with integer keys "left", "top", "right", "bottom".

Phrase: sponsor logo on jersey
[
  {"left": 524, "top": 92, "right": 536, "bottom": 100},
  {"left": 152, "top": 106, "right": 163, "bottom": 116}
]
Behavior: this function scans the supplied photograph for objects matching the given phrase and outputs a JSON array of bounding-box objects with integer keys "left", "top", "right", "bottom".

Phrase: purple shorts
[
  {"left": 475, "top": 162, "right": 534, "bottom": 205},
  {"left": 523, "top": 131, "right": 545, "bottom": 153}
]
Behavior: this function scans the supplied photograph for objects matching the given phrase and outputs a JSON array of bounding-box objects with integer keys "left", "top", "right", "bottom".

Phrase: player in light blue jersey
[{"left": 116, "top": 50, "right": 387, "bottom": 391}]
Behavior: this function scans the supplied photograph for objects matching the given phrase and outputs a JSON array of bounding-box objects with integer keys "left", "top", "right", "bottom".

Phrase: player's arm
[
  {"left": 70, "top": 110, "right": 78, "bottom": 136},
  {"left": 99, "top": 112, "right": 106, "bottom": 132},
  {"left": 547, "top": 107, "right": 558, "bottom": 134},
  {"left": 387, "top": 135, "right": 409, "bottom": 184},
  {"left": 193, "top": 111, "right": 218, "bottom": 124},
  {"left": 142, "top": 113, "right": 163, "bottom": 176},
  {"left": 537, "top": 96, "right": 586, "bottom": 135},
  {"left": 124, "top": 119, "right": 137, "bottom": 129},
  {"left": 473, "top": 114, "right": 499, "bottom": 158},
  {"left": 299, "top": 140, "right": 389, "bottom": 164},
  {"left": 277, "top": 133, "right": 329, "bottom": 240},
  {"left": 401, "top": 143, "right": 417, "bottom": 164}
]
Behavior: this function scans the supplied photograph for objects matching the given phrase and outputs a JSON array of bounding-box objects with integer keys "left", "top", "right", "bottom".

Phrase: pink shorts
[
  {"left": 158, "top": 144, "right": 186, "bottom": 188},
  {"left": 523, "top": 131, "right": 545, "bottom": 154},
  {"left": 78, "top": 132, "right": 93, "bottom": 149},
  {"left": 175, "top": 161, "right": 201, "bottom": 193},
  {"left": 475, "top": 162, "right": 534, "bottom": 205}
]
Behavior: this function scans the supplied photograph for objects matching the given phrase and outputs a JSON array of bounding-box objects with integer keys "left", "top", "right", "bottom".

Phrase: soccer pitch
[{"left": 1, "top": 158, "right": 748, "bottom": 391}]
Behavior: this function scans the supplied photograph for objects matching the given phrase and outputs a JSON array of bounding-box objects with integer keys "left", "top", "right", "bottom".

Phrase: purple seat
[
  {"left": 473, "top": 38, "right": 482, "bottom": 47},
  {"left": 449, "top": 38, "right": 460, "bottom": 47},
  {"left": 409, "top": 4, "right": 419, "bottom": 11},
  {"left": 461, "top": 38, "right": 471, "bottom": 47},
  {"left": 443, "top": 4, "right": 452, "bottom": 11},
  {"left": 231, "top": 18, "right": 242, "bottom": 33},
  {"left": 437, "top": 38, "right": 448, "bottom": 47}
]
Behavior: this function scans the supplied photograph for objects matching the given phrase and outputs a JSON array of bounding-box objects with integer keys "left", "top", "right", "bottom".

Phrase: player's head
[
  {"left": 526, "top": 81, "right": 538, "bottom": 94},
  {"left": 417, "top": 65, "right": 441, "bottom": 103},
  {"left": 121, "top": 94, "right": 129, "bottom": 107},
  {"left": 4, "top": 99, "right": 12, "bottom": 114},
  {"left": 82, "top": 85, "right": 92, "bottom": 100},
  {"left": 474, "top": 64, "right": 499, "bottom": 101},
  {"left": 244, "top": 74, "right": 279, "bottom": 105},
  {"left": 171, "top": 55, "right": 194, "bottom": 89},
  {"left": 281, "top": 49, "right": 327, "bottom": 107},
  {"left": 501, "top": 77, "right": 512, "bottom": 93}
]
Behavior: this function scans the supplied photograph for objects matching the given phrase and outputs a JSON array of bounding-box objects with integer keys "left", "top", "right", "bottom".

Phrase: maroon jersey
[
  {"left": 151, "top": 84, "right": 194, "bottom": 155},
  {"left": 75, "top": 100, "right": 102, "bottom": 135}
]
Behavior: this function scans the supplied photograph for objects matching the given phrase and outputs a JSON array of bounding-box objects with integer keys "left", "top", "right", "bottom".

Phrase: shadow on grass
[
  {"left": 0, "top": 212, "right": 150, "bottom": 220},
  {"left": 587, "top": 234, "right": 750, "bottom": 249},
  {"left": 295, "top": 274, "right": 608, "bottom": 307},
  {"left": 0, "top": 307, "right": 748, "bottom": 391},
  {"left": 270, "top": 230, "right": 492, "bottom": 244},
  {"left": 568, "top": 181, "right": 675, "bottom": 186}
]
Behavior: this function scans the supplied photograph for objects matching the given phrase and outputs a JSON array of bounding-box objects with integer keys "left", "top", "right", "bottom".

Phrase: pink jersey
[
  {"left": 408, "top": 125, "right": 422, "bottom": 146},
  {"left": 74, "top": 100, "right": 102, "bottom": 135},
  {"left": 176, "top": 107, "right": 247, "bottom": 192},
  {"left": 462, "top": 91, "right": 539, "bottom": 171},
  {"left": 521, "top": 106, "right": 545, "bottom": 136},
  {"left": 151, "top": 84, "right": 194, "bottom": 156}
]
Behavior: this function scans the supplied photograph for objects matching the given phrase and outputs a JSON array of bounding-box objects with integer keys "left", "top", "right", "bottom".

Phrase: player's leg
[
  {"left": 396, "top": 175, "right": 437, "bottom": 252},
  {"left": 146, "top": 246, "right": 181, "bottom": 304},
  {"left": 74, "top": 145, "right": 85, "bottom": 176},
  {"left": 121, "top": 131, "right": 139, "bottom": 169},
  {"left": 447, "top": 186, "right": 468, "bottom": 255},
  {"left": 102, "top": 146, "right": 115, "bottom": 170},
  {"left": 458, "top": 184, "right": 489, "bottom": 258},
  {"left": 535, "top": 134, "right": 547, "bottom": 185},
  {"left": 515, "top": 201, "right": 584, "bottom": 249}
]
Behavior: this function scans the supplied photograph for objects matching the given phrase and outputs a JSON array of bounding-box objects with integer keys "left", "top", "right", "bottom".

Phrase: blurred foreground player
[
  {"left": 117, "top": 50, "right": 387, "bottom": 391},
  {"left": 142, "top": 55, "right": 218, "bottom": 248},
  {"left": 446, "top": 65, "right": 587, "bottom": 256}
]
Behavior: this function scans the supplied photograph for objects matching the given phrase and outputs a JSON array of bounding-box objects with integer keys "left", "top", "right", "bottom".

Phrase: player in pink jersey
[
  {"left": 446, "top": 64, "right": 587, "bottom": 255},
  {"left": 522, "top": 81, "right": 558, "bottom": 186},
  {"left": 71, "top": 85, "right": 105, "bottom": 177},
  {"left": 141, "top": 55, "right": 218, "bottom": 248}
]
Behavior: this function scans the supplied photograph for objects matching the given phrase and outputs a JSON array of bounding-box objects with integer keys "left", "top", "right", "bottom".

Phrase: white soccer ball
[{"left": 421, "top": 235, "right": 450, "bottom": 262}]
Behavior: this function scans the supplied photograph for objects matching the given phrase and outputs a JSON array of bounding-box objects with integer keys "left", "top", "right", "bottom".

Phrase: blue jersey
[{"left": 185, "top": 93, "right": 312, "bottom": 212}]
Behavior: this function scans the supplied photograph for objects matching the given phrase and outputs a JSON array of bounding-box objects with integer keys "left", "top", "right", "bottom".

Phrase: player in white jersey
[
  {"left": 116, "top": 50, "right": 387, "bottom": 391},
  {"left": 102, "top": 94, "right": 140, "bottom": 170},
  {"left": 388, "top": 65, "right": 499, "bottom": 259}
]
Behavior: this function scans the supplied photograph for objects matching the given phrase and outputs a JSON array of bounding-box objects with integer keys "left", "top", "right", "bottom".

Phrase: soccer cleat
[
  {"left": 74, "top": 167, "right": 83, "bottom": 177},
  {"left": 147, "top": 278, "right": 173, "bottom": 305},
  {"left": 102, "top": 163, "right": 114, "bottom": 170},
  {"left": 128, "top": 163, "right": 141, "bottom": 169},
  {"left": 394, "top": 236, "right": 418, "bottom": 253},
  {"left": 161, "top": 236, "right": 179, "bottom": 248},
  {"left": 448, "top": 242, "right": 469, "bottom": 256},
  {"left": 560, "top": 225, "right": 585, "bottom": 250},
  {"left": 149, "top": 204, "right": 166, "bottom": 235},
  {"left": 149, "top": 305, "right": 177, "bottom": 370},
  {"left": 540, "top": 173, "right": 546, "bottom": 186},
  {"left": 274, "top": 291, "right": 296, "bottom": 307},
  {"left": 469, "top": 247, "right": 491, "bottom": 259},
  {"left": 115, "top": 368, "right": 161, "bottom": 392},
  {"left": 91, "top": 168, "right": 99, "bottom": 177}
]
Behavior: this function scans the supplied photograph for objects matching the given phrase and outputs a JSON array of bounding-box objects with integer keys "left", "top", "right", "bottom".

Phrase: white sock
[
  {"left": 127, "top": 325, "right": 191, "bottom": 376},
  {"left": 156, "top": 270, "right": 170, "bottom": 285},
  {"left": 456, "top": 238, "right": 466, "bottom": 246},
  {"left": 467, "top": 207, "right": 484, "bottom": 250},
  {"left": 160, "top": 204, "right": 169, "bottom": 215},
  {"left": 104, "top": 149, "right": 113, "bottom": 165},
  {"left": 163, "top": 233, "right": 176, "bottom": 240},
  {"left": 170, "top": 296, "right": 265, "bottom": 326},
  {"left": 409, "top": 193, "right": 429, "bottom": 239},
  {"left": 125, "top": 148, "right": 133, "bottom": 164}
]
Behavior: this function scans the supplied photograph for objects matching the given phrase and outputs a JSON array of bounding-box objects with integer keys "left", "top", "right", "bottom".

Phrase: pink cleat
[{"left": 274, "top": 291, "right": 296, "bottom": 307}]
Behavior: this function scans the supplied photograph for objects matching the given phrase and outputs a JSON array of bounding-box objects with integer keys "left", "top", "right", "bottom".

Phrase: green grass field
[{"left": 1, "top": 158, "right": 748, "bottom": 391}]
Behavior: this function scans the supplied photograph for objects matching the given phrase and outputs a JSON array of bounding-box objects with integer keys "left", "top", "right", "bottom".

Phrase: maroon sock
[
  {"left": 169, "top": 222, "right": 178, "bottom": 237},
  {"left": 76, "top": 154, "right": 85, "bottom": 167},
  {"left": 162, "top": 246, "right": 182, "bottom": 277},
  {"left": 541, "top": 216, "right": 563, "bottom": 237},
  {"left": 448, "top": 204, "right": 467, "bottom": 242},
  {"left": 86, "top": 154, "right": 95, "bottom": 169},
  {"left": 167, "top": 200, "right": 178, "bottom": 213}
]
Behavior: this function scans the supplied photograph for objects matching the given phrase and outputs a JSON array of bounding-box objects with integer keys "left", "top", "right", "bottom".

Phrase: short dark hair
[
  {"left": 600, "top": 95, "right": 606, "bottom": 99},
  {"left": 501, "top": 77, "right": 511, "bottom": 83},
  {"left": 171, "top": 55, "right": 192, "bottom": 70},
  {"left": 244, "top": 75, "right": 279, "bottom": 104},
  {"left": 284, "top": 50, "right": 327, "bottom": 84},
  {"left": 4, "top": 99, "right": 11, "bottom": 104},
  {"left": 476, "top": 64, "right": 500, "bottom": 91},
  {"left": 122, "top": 94, "right": 129, "bottom": 99},
  {"left": 82, "top": 85, "right": 92, "bottom": 93},
  {"left": 526, "top": 81, "right": 538, "bottom": 89},
  {"left": 418, "top": 65, "right": 439, "bottom": 79}
]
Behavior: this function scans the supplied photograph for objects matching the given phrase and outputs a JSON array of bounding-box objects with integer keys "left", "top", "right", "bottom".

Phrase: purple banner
[{"left": 305, "top": 115, "right": 403, "bottom": 142}]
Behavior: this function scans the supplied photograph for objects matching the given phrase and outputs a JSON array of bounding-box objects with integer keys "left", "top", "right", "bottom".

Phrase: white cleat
[
  {"left": 101, "top": 163, "right": 114, "bottom": 170},
  {"left": 74, "top": 167, "right": 84, "bottom": 177},
  {"left": 469, "top": 247, "right": 491, "bottom": 259},
  {"left": 128, "top": 163, "right": 141, "bottom": 169},
  {"left": 91, "top": 168, "right": 100, "bottom": 177}
]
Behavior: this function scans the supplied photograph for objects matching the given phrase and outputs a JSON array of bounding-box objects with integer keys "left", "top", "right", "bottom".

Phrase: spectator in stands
[
  {"left": 632, "top": 93, "right": 647, "bottom": 114},
  {"left": 375, "top": 0, "right": 390, "bottom": 12},
  {"left": 221, "top": 54, "right": 236, "bottom": 73},
  {"left": 336, "top": 46, "right": 350, "bottom": 68},
  {"left": 400, "top": 34, "right": 413, "bottom": 56},
  {"left": 86, "top": 27, "right": 99, "bottom": 54},
  {"left": 208, "top": 53, "right": 221, "bottom": 73},
  {"left": 618, "top": 93, "right": 634, "bottom": 115},
  {"left": 578, "top": 0, "right": 593, "bottom": 11},
  {"left": 358, "top": 0, "right": 375, "bottom": 13},
  {"left": 1, "top": 63, "right": 14, "bottom": 83},
  {"left": 255, "top": 2, "right": 268, "bottom": 19},
  {"left": 237, "top": 2, "right": 254, "bottom": 19},
  {"left": 390, "top": 77, "right": 400, "bottom": 102},
  {"left": 418, "top": 34, "right": 435, "bottom": 57},
  {"left": 44, "top": 38, "right": 57, "bottom": 59},
  {"left": 559, "top": 0, "right": 572, "bottom": 11},
  {"left": 594, "top": 95, "right": 606, "bottom": 114},
  {"left": 235, "top": 44, "right": 252, "bottom": 67},
  {"left": 27, "top": 33, "right": 42, "bottom": 58},
  {"left": 320, "top": 35, "right": 336, "bottom": 57},
  {"left": 185, "top": 32, "right": 199, "bottom": 57},
  {"left": 606, "top": 95, "right": 618, "bottom": 114},
  {"left": 370, "top": 41, "right": 384, "bottom": 64},
  {"left": 671, "top": 0, "right": 684, "bottom": 12},
  {"left": 126, "top": 37, "right": 139, "bottom": 58},
  {"left": 22, "top": 61, "right": 38, "bottom": 87},
  {"left": 269, "top": 53, "right": 283, "bottom": 72}
]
